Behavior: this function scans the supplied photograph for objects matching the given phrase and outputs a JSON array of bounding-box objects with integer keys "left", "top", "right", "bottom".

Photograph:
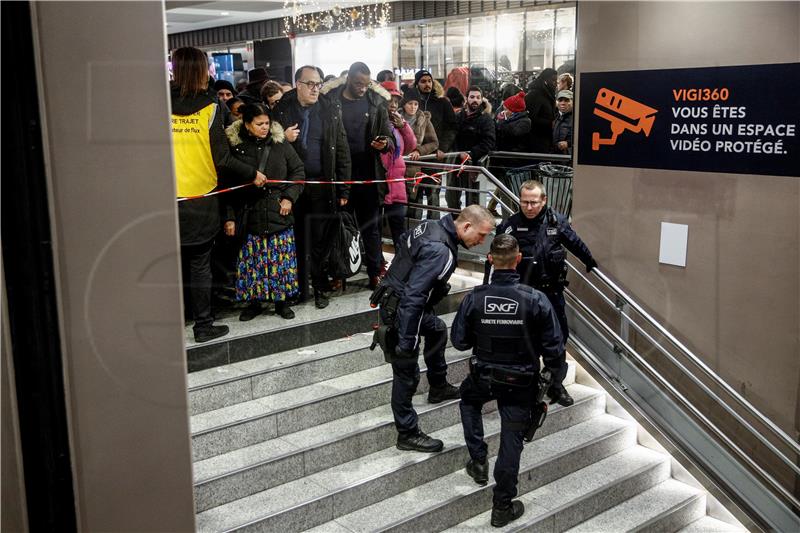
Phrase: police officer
[
  {"left": 495, "top": 180, "right": 596, "bottom": 407},
  {"left": 452, "top": 234, "right": 563, "bottom": 527},
  {"left": 373, "top": 205, "right": 496, "bottom": 453}
]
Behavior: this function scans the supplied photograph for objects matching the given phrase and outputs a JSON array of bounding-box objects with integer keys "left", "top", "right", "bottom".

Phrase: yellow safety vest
[{"left": 172, "top": 103, "right": 218, "bottom": 198}]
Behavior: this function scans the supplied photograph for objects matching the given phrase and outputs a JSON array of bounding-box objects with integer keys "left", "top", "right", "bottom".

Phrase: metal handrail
[{"left": 567, "top": 262, "right": 800, "bottom": 477}]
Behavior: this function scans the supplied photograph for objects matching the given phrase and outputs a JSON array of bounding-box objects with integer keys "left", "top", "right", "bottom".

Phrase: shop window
[
  {"left": 469, "top": 15, "right": 496, "bottom": 72},
  {"left": 423, "top": 21, "right": 444, "bottom": 79},
  {"left": 553, "top": 7, "right": 576, "bottom": 72},
  {"left": 444, "top": 19, "right": 468, "bottom": 73},
  {"left": 525, "top": 9, "right": 554, "bottom": 73},
  {"left": 496, "top": 12, "right": 525, "bottom": 82},
  {"left": 399, "top": 25, "right": 421, "bottom": 71}
]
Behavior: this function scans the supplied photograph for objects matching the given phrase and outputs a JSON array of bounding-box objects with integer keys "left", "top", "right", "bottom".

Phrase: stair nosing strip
[
  {"left": 630, "top": 490, "right": 705, "bottom": 533},
  {"left": 193, "top": 388, "right": 603, "bottom": 485},
  {"left": 191, "top": 352, "right": 472, "bottom": 437},
  {"left": 370, "top": 421, "right": 635, "bottom": 533},
  {"left": 215, "top": 416, "right": 630, "bottom": 533}
]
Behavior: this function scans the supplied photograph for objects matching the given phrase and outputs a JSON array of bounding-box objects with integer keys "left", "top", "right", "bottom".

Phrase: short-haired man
[
  {"left": 495, "top": 180, "right": 597, "bottom": 406},
  {"left": 271, "top": 65, "right": 352, "bottom": 308},
  {"left": 322, "top": 61, "right": 395, "bottom": 288},
  {"left": 452, "top": 234, "right": 563, "bottom": 527},
  {"left": 377, "top": 69, "right": 395, "bottom": 82},
  {"left": 449, "top": 86, "right": 496, "bottom": 209},
  {"left": 552, "top": 89, "right": 574, "bottom": 155},
  {"left": 373, "top": 205, "right": 497, "bottom": 452}
]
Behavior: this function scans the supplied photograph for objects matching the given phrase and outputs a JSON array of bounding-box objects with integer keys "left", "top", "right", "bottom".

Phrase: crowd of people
[{"left": 170, "top": 46, "right": 576, "bottom": 343}]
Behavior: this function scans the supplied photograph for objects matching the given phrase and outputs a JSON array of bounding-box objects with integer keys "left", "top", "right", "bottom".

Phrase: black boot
[
  {"left": 466, "top": 458, "right": 489, "bottom": 485},
  {"left": 275, "top": 301, "right": 295, "bottom": 320},
  {"left": 428, "top": 382, "right": 460, "bottom": 404},
  {"left": 194, "top": 324, "right": 229, "bottom": 343},
  {"left": 548, "top": 384, "right": 574, "bottom": 406},
  {"left": 314, "top": 289, "right": 329, "bottom": 309},
  {"left": 396, "top": 430, "right": 444, "bottom": 453},
  {"left": 491, "top": 500, "right": 525, "bottom": 527},
  {"left": 238, "top": 302, "right": 262, "bottom": 322}
]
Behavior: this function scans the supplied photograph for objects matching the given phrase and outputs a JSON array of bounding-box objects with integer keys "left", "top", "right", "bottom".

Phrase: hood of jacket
[
  {"left": 320, "top": 75, "right": 392, "bottom": 103},
  {"left": 464, "top": 99, "right": 493, "bottom": 118},
  {"left": 170, "top": 86, "right": 214, "bottom": 116},
  {"left": 226, "top": 119, "right": 286, "bottom": 146}
]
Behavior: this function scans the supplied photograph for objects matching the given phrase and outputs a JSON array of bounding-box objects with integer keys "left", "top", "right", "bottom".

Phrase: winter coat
[
  {"left": 271, "top": 89, "right": 352, "bottom": 200},
  {"left": 415, "top": 80, "right": 458, "bottom": 152},
  {"left": 223, "top": 120, "right": 305, "bottom": 236},
  {"left": 407, "top": 110, "right": 439, "bottom": 156},
  {"left": 552, "top": 110, "right": 573, "bottom": 155},
  {"left": 496, "top": 111, "right": 533, "bottom": 153},
  {"left": 171, "top": 86, "right": 257, "bottom": 245},
  {"left": 525, "top": 84, "right": 556, "bottom": 153},
  {"left": 381, "top": 122, "right": 417, "bottom": 205},
  {"left": 454, "top": 99, "right": 496, "bottom": 164},
  {"left": 321, "top": 76, "right": 394, "bottom": 202}
]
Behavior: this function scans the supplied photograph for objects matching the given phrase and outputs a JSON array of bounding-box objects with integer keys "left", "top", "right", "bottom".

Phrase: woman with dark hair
[
  {"left": 260, "top": 80, "right": 284, "bottom": 109},
  {"left": 170, "top": 46, "right": 267, "bottom": 343},
  {"left": 223, "top": 103, "right": 305, "bottom": 321}
]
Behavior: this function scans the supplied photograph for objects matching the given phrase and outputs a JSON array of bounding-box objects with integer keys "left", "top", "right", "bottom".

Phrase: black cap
[
  {"left": 414, "top": 69, "right": 433, "bottom": 86},
  {"left": 214, "top": 79, "right": 235, "bottom": 94}
]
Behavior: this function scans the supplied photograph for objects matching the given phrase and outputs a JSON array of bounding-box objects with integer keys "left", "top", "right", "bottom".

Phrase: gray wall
[
  {"left": 573, "top": 2, "right": 799, "bottom": 435},
  {"left": 31, "top": 2, "right": 195, "bottom": 530}
]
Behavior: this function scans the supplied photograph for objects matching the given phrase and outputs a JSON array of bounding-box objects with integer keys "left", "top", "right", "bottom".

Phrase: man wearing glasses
[
  {"left": 272, "top": 65, "right": 352, "bottom": 309},
  {"left": 493, "top": 180, "right": 597, "bottom": 407}
]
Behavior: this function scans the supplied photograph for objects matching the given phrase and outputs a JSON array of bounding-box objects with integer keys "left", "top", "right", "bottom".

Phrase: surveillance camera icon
[{"left": 592, "top": 88, "right": 658, "bottom": 151}]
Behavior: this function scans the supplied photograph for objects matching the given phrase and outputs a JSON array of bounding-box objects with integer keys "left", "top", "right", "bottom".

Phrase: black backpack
[{"left": 328, "top": 211, "right": 363, "bottom": 279}]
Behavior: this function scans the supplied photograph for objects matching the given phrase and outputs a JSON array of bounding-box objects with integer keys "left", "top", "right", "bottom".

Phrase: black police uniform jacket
[
  {"left": 270, "top": 89, "right": 352, "bottom": 201},
  {"left": 383, "top": 215, "right": 459, "bottom": 352},
  {"left": 496, "top": 207, "right": 594, "bottom": 291},
  {"left": 451, "top": 269, "right": 563, "bottom": 374}
]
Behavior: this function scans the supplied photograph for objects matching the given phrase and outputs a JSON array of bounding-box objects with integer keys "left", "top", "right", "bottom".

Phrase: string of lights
[{"left": 283, "top": 1, "right": 391, "bottom": 38}]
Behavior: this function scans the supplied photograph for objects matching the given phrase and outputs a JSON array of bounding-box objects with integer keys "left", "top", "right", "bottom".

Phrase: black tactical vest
[{"left": 470, "top": 283, "right": 535, "bottom": 366}]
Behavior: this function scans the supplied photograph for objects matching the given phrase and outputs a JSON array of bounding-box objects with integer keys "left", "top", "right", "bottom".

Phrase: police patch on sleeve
[
  {"left": 546, "top": 227, "right": 558, "bottom": 236},
  {"left": 413, "top": 222, "right": 428, "bottom": 239},
  {"left": 504, "top": 226, "right": 513, "bottom": 234}
]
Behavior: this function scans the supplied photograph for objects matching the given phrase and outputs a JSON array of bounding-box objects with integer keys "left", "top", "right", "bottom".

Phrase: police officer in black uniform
[
  {"left": 495, "top": 180, "right": 596, "bottom": 407},
  {"left": 452, "top": 234, "right": 563, "bottom": 527},
  {"left": 372, "top": 205, "right": 497, "bottom": 453}
]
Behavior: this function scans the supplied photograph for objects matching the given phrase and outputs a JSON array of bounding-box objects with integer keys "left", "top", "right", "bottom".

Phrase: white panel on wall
[
  {"left": 659, "top": 222, "right": 689, "bottom": 267},
  {"left": 294, "top": 28, "right": 393, "bottom": 78}
]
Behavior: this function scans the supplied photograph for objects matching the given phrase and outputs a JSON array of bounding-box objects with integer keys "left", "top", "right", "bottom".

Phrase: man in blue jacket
[
  {"left": 495, "top": 180, "right": 596, "bottom": 406},
  {"left": 374, "top": 205, "right": 496, "bottom": 453},
  {"left": 452, "top": 233, "right": 563, "bottom": 527}
]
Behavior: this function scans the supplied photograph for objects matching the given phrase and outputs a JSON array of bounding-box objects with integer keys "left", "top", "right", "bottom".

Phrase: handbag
[{"left": 327, "top": 211, "right": 364, "bottom": 280}]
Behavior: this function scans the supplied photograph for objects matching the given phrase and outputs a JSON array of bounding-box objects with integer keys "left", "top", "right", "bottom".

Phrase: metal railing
[{"left": 394, "top": 157, "right": 800, "bottom": 530}]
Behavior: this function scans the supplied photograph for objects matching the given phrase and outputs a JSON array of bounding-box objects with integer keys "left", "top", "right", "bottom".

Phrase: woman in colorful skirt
[{"left": 222, "top": 103, "right": 305, "bottom": 320}]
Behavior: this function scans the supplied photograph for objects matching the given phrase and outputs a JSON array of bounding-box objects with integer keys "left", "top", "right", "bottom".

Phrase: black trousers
[
  {"left": 445, "top": 172, "right": 479, "bottom": 209},
  {"left": 543, "top": 290, "right": 569, "bottom": 386},
  {"left": 383, "top": 203, "right": 407, "bottom": 252},
  {"left": 181, "top": 238, "right": 215, "bottom": 330},
  {"left": 382, "top": 307, "right": 448, "bottom": 436},
  {"left": 295, "top": 185, "right": 337, "bottom": 298},
  {"left": 459, "top": 372, "right": 534, "bottom": 506},
  {"left": 348, "top": 183, "right": 383, "bottom": 277}
]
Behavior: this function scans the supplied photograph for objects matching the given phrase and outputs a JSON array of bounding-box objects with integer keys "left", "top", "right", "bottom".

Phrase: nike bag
[{"left": 328, "top": 211, "right": 363, "bottom": 279}]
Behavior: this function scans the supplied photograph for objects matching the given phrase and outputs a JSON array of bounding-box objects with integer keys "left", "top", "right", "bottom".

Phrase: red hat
[
  {"left": 503, "top": 91, "right": 526, "bottom": 114},
  {"left": 380, "top": 80, "right": 403, "bottom": 97}
]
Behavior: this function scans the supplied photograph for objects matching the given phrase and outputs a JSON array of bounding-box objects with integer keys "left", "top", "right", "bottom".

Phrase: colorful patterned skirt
[{"left": 235, "top": 228, "right": 299, "bottom": 302}]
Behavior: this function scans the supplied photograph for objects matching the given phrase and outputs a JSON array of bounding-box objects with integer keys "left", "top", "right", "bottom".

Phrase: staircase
[{"left": 186, "top": 272, "right": 747, "bottom": 533}]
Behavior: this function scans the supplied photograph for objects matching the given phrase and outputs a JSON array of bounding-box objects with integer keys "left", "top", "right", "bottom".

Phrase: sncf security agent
[
  {"left": 371, "top": 206, "right": 496, "bottom": 453},
  {"left": 452, "top": 234, "right": 563, "bottom": 527},
  {"left": 494, "top": 180, "right": 596, "bottom": 407}
]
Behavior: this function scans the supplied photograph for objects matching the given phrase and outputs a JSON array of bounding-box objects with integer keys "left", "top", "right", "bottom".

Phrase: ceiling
[{"left": 164, "top": 1, "right": 385, "bottom": 35}]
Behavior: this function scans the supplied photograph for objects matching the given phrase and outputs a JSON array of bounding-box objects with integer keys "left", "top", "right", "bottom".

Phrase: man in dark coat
[
  {"left": 552, "top": 89, "right": 574, "bottom": 155},
  {"left": 414, "top": 69, "right": 458, "bottom": 157},
  {"left": 322, "top": 62, "right": 394, "bottom": 289},
  {"left": 449, "top": 86, "right": 496, "bottom": 209},
  {"left": 271, "top": 65, "right": 352, "bottom": 309},
  {"left": 525, "top": 68, "right": 558, "bottom": 154}
]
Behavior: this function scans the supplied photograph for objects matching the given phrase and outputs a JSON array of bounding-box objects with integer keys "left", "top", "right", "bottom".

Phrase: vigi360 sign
[{"left": 577, "top": 63, "right": 799, "bottom": 177}]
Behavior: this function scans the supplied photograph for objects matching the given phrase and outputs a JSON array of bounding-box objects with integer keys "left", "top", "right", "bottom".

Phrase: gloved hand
[{"left": 585, "top": 258, "right": 598, "bottom": 273}]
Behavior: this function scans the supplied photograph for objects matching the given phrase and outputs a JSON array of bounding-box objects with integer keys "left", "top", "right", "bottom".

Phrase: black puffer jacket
[
  {"left": 416, "top": 80, "right": 457, "bottom": 152},
  {"left": 454, "top": 100, "right": 496, "bottom": 163},
  {"left": 271, "top": 89, "right": 352, "bottom": 200},
  {"left": 223, "top": 120, "right": 305, "bottom": 236},
  {"left": 525, "top": 77, "right": 557, "bottom": 153},
  {"left": 496, "top": 111, "right": 532, "bottom": 153}
]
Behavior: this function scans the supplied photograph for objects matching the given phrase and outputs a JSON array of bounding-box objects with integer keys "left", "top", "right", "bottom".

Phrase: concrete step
[
  {"left": 285, "top": 415, "right": 636, "bottom": 533},
  {"left": 186, "top": 270, "right": 479, "bottom": 372},
  {"left": 194, "top": 382, "right": 600, "bottom": 513},
  {"left": 677, "top": 516, "right": 748, "bottom": 533},
  {"left": 187, "top": 312, "right": 459, "bottom": 416},
  {"left": 445, "top": 446, "right": 670, "bottom": 532},
  {"left": 190, "top": 347, "right": 473, "bottom": 461},
  {"left": 564, "top": 479, "right": 705, "bottom": 533}
]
